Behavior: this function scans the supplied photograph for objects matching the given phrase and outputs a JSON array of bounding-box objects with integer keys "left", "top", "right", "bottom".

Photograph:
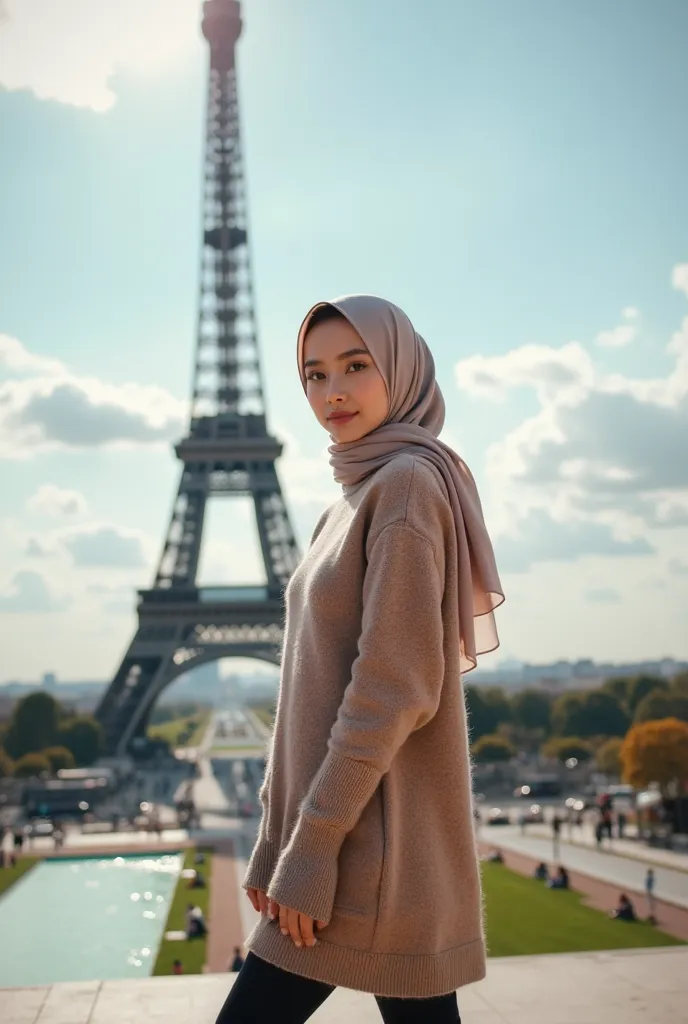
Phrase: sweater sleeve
[
  {"left": 242, "top": 761, "right": 279, "bottom": 892},
  {"left": 266, "top": 522, "right": 445, "bottom": 924}
]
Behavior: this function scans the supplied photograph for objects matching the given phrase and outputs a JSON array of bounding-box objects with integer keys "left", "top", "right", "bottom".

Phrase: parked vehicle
[{"left": 487, "top": 807, "right": 510, "bottom": 826}]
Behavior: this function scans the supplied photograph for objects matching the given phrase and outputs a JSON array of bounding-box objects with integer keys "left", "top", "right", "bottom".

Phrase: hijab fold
[{"left": 297, "top": 294, "right": 504, "bottom": 673}]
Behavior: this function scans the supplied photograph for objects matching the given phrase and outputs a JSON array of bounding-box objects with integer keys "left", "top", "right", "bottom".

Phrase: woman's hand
[
  {"left": 278, "top": 904, "right": 327, "bottom": 948},
  {"left": 245, "top": 888, "right": 326, "bottom": 947}
]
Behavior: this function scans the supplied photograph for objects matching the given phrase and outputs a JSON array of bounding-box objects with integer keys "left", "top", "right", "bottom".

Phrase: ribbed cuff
[
  {"left": 267, "top": 815, "right": 344, "bottom": 925},
  {"left": 242, "top": 836, "right": 279, "bottom": 893}
]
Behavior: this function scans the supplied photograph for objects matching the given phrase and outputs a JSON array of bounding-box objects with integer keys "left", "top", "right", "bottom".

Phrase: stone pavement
[
  {"left": 525, "top": 821, "right": 688, "bottom": 874},
  {"left": 4, "top": 947, "right": 687, "bottom": 1023}
]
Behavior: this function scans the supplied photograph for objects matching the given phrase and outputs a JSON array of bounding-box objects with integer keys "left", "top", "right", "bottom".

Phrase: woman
[{"left": 216, "top": 295, "right": 504, "bottom": 1024}]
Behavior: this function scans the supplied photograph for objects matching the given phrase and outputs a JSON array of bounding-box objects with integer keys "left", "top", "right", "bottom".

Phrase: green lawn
[
  {"left": 482, "top": 862, "right": 684, "bottom": 957},
  {"left": 0, "top": 857, "right": 38, "bottom": 898},
  {"left": 148, "top": 711, "right": 210, "bottom": 749},
  {"left": 153, "top": 847, "right": 212, "bottom": 976}
]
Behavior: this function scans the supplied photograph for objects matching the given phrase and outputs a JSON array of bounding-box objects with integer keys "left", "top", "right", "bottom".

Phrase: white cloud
[
  {"left": 63, "top": 526, "right": 147, "bottom": 568},
  {"left": 621, "top": 307, "right": 640, "bottom": 321},
  {"left": 0, "top": 335, "right": 185, "bottom": 457},
  {"left": 672, "top": 263, "right": 688, "bottom": 299},
  {"left": 454, "top": 342, "right": 594, "bottom": 402},
  {"left": 494, "top": 510, "right": 652, "bottom": 574},
  {"left": 585, "top": 587, "right": 621, "bottom": 604},
  {"left": 455, "top": 263, "right": 688, "bottom": 562},
  {"left": 0, "top": 0, "right": 198, "bottom": 112},
  {"left": 27, "top": 483, "right": 88, "bottom": 517},
  {"left": 0, "top": 570, "right": 69, "bottom": 613},
  {"left": 595, "top": 323, "right": 637, "bottom": 348}
]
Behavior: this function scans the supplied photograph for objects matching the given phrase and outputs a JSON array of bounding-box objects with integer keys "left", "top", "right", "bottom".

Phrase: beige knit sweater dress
[{"left": 242, "top": 453, "right": 485, "bottom": 999}]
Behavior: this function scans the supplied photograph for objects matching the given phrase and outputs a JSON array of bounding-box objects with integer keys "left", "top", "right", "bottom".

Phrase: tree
[
  {"left": 42, "top": 746, "right": 76, "bottom": 773},
  {"left": 4, "top": 691, "right": 61, "bottom": 758},
  {"left": 634, "top": 688, "right": 688, "bottom": 725},
  {"left": 465, "top": 687, "right": 499, "bottom": 741},
  {"left": 511, "top": 689, "right": 551, "bottom": 731},
  {"left": 59, "top": 717, "right": 103, "bottom": 766},
  {"left": 482, "top": 688, "right": 513, "bottom": 726},
  {"left": 621, "top": 718, "right": 688, "bottom": 794},
  {"left": 627, "top": 675, "right": 667, "bottom": 715},
  {"left": 0, "top": 749, "right": 14, "bottom": 778},
  {"left": 472, "top": 734, "right": 517, "bottom": 763},
  {"left": 596, "top": 737, "right": 623, "bottom": 777},
  {"left": 552, "top": 690, "right": 628, "bottom": 738},
  {"left": 542, "top": 737, "right": 594, "bottom": 763},
  {"left": 602, "top": 676, "right": 633, "bottom": 704},
  {"left": 13, "top": 752, "right": 51, "bottom": 778}
]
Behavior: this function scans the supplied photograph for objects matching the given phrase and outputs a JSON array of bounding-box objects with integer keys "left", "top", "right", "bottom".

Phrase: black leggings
[{"left": 215, "top": 952, "right": 461, "bottom": 1024}]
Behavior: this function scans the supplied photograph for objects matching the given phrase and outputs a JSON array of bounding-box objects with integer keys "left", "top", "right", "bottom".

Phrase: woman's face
[{"left": 302, "top": 317, "right": 389, "bottom": 442}]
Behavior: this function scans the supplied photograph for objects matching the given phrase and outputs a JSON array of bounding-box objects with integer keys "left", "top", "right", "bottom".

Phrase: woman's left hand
[{"left": 277, "top": 902, "right": 327, "bottom": 948}]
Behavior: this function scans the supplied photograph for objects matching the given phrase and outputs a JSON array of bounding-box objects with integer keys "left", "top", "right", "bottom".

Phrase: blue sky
[{"left": 1, "top": 0, "right": 687, "bottom": 681}]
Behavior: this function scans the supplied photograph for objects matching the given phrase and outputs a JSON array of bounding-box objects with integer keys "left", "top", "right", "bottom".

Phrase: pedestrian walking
[
  {"left": 215, "top": 296, "right": 504, "bottom": 1024},
  {"left": 552, "top": 814, "right": 562, "bottom": 860},
  {"left": 645, "top": 868, "right": 657, "bottom": 923}
]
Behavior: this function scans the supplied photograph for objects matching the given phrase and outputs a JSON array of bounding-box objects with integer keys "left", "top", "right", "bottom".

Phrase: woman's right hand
[{"left": 246, "top": 887, "right": 279, "bottom": 919}]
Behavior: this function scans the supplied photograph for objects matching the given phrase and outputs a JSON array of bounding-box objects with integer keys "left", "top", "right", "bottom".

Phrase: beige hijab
[{"left": 297, "top": 294, "right": 504, "bottom": 672}]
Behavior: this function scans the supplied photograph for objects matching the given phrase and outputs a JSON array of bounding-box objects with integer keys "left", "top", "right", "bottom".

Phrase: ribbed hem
[
  {"left": 242, "top": 837, "right": 279, "bottom": 894},
  {"left": 246, "top": 916, "right": 486, "bottom": 999},
  {"left": 267, "top": 816, "right": 343, "bottom": 924}
]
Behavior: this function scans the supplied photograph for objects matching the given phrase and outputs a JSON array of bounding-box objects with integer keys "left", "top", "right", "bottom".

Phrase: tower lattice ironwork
[{"left": 96, "top": 0, "right": 300, "bottom": 756}]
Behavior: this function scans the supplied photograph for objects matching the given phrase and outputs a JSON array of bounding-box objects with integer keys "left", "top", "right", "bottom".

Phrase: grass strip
[
  {"left": 482, "top": 861, "right": 685, "bottom": 957},
  {"left": 0, "top": 856, "right": 39, "bottom": 898},
  {"left": 153, "top": 847, "right": 212, "bottom": 975}
]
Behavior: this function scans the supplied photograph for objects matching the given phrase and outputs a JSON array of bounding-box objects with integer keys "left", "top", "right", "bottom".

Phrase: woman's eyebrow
[{"left": 303, "top": 347, "right": 369, "bottom": 369}]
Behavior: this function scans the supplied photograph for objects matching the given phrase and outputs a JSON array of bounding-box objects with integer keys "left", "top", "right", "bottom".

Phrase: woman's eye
[
  {"left": 306, "top": 371, "right": 325, "bottom": 381},
  {"left": 346, "top": 362, "right": 367, "bottom": 373}
]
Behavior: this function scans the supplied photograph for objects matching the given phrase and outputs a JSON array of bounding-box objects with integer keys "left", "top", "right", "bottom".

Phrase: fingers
[
  {"left": 299, "top": 914, "right": 316, "bottom": 948},
  {"left": 267, "top": 899, "right": 280, "bottom": 920},
  {"left": 277, "top": 905, "right": 319, "bottom": 947},
  {"left": 316, "top": 919, "right": 327, "bottom": 931},
  {"left": 246, "top": 887, "right": 260, "bottom": 913},
  {"left": 257, "top": 889, "right": 268, "bottom": 916}
]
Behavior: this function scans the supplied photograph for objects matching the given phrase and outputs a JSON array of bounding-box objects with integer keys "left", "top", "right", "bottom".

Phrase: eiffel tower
[{"left": 96, "top": 0, "right": 300, "bottom": 757}]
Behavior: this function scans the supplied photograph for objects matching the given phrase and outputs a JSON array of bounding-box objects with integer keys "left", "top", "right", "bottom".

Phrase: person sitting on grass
[
  {"left": 533, "top": 862, "right": 549, "bottom": 882},
  {"left": 485, "top": 848, "right": 504, "bottom": 863},
  {"left": 185, "top": 902, "right": 207, "bottom": 939},
  {"left": 612, "top": 893, "right": 637, "bottom": 922},
  {"left": 548, "top": 866, "right": 570, "bottom": 890},
  {"left": 173, "top": 960, "right": 184, "bottom": 975}
]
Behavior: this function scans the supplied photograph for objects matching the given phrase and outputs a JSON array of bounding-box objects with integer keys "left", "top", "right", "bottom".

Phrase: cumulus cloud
[
  {"left": 672, "top": 264, "right": 688, "bottom": 298},
  {"left": 25, "top": 537, "right": 51, "bottom": 557},
  {"left": 494, "top": 510, "right": 652, "bottom": 574},
  {"left": 457, "top": 262, "right": 688, "bottom": 543},
  {"left": 63, "top": 526, "right": 146, "bottom": 568},
  {"left": 595, "top": 306, "right": 640, "bottom": 348},
  {"left": 585, "top": 588, "right": 621, "bottom": 604},
  {"left": 454, "top": 342, "right": 594, "bottom": 402},
  {"left": 0, "top": 335, "right": 185, "bottom": 457},
  {"left": 0, "top": 570, "right": 69, "bottom": 612},
  {"left": 27, "top": 483, "right": 88, "bottom": 517},
  {"left": 0, "top": 0, "right": 198, "bottom": 112}
]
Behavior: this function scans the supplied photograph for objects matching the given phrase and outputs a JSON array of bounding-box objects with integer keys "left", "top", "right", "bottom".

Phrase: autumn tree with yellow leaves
[{"left": 620, "top": 718, "right": 688, "bottom": 794}]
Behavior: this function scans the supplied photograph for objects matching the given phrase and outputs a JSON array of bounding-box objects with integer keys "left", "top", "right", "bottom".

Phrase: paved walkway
[
  {"left": 206, "top": 842, "right": 244, "bottom": 974},
  {"left": 525, "top": 821, "right": 688, "bottom": 873},
  {"left": 5, "top": 947, "right": 687, "bottom": 1023},
  {"left": 482, "top": 825, "right": 688, "bottom": 909}
]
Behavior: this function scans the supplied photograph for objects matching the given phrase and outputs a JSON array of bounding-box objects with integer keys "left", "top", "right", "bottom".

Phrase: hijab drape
[{"left": 297, "top": 294, "right": 504, "bottom": 673}]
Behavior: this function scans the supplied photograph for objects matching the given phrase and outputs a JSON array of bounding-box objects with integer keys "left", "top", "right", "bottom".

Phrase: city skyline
[{"left": 1, "top": 0, "right": 688, "bottom": 679}]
